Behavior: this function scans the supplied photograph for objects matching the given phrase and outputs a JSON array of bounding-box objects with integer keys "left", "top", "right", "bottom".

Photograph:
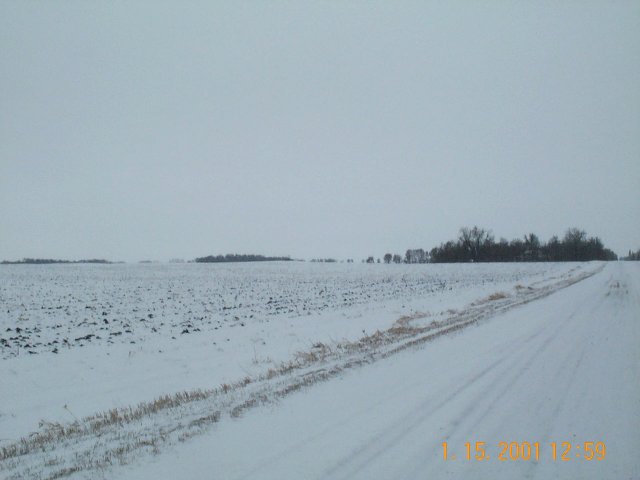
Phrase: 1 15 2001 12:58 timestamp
[{"left": 442, "top": 441, "right": 606, "bottom": 461}]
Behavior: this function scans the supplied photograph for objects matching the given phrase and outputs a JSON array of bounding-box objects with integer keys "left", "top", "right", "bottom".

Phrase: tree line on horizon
[
  {"left": 379, "top": 227, "right": 618, "bottom": 264},
  {"left": 622, "top": 248, "right": 640, "bottom": 261},
  {"left": 2, "top": 228, "right": 624, "bottom": 265},
  {"left": 0, "top": 258, "right": 112, "bottom": 265},
  {"left": 194, "top": 253, "right": 292, "bottom": 263}
]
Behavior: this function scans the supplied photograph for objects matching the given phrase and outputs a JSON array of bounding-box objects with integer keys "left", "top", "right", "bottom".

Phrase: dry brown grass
[
  {"left": 487, "top": 292, "right": 507, "bottom": 301},
  {"left": 0, "top": 388, "right": 221, "bottom": 463}
]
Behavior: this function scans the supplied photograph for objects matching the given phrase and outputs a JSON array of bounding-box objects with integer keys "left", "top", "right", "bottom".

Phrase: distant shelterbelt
[
  {"left": 0, "top": 258, "right": 113, "bottom": 264},
  {"left": 194, "top": 254, "right": 292, "bottom": 263}
]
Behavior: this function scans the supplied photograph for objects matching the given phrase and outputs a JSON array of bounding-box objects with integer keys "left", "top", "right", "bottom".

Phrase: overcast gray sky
[{"left": 1, "top": 1, "right": 638, "bottom": 262}]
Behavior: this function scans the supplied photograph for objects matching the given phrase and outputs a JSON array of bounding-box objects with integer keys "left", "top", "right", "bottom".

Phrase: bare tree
[
  {"left": 458, "top": 226, "right": 492, "bottom": 262},
  {"left": 523, "top": 233, "right": 540, "bottom": 261}
]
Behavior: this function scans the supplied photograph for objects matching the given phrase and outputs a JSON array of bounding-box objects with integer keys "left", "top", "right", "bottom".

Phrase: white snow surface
[{"left": 1, "top": 261, "right": 638, "bottom": 479}]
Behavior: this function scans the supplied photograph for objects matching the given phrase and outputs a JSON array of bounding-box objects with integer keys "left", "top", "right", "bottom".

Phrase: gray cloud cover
[{"left": 1, "top": 1, "right": 638, "bottom": 261}]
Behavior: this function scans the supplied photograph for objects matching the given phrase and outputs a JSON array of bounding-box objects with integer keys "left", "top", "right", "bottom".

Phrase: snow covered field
[
  {"left": 1, "top": 261, "right": 638, "bottom": 479},
  {"left": 0, "top": 262, "right": 581, "bottom": 359}
]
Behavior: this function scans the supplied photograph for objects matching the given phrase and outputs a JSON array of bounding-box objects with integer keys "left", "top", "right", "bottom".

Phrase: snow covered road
[{"left": 116, "top": 262, "right": 639, "bottom": 480}]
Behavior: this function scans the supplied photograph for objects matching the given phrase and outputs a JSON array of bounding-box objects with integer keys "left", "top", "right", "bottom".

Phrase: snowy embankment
[{"left": 2, "top": 261, "right": 633, "bottom": 479}]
